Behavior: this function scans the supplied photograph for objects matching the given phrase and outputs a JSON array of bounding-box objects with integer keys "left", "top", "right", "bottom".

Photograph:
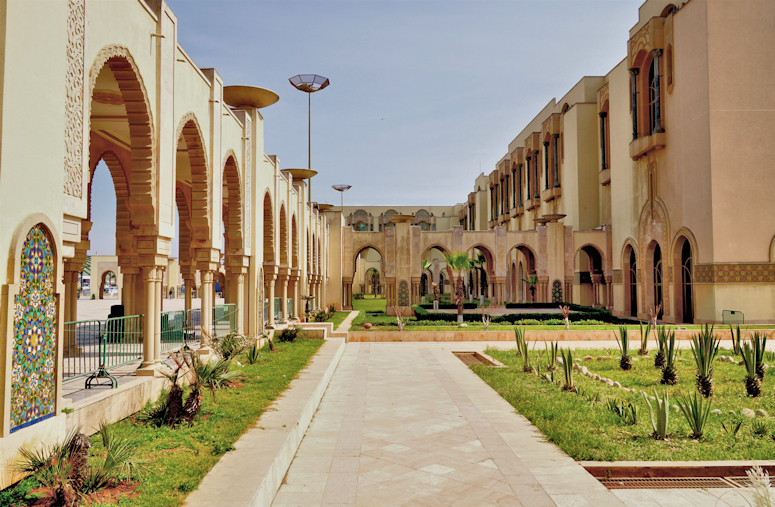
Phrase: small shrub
[
  {"left": 644, "top": 389, "right": 669, "bottom": 439},
  {"left": 677, "top": 392, "right": 711, "bottom": 439},
  {"left": 741, "top": 342, "right": 762, "bottom": 397},
  {"left": 277, "top": 326, "right": 305, "bottom": 343},
  {"left": 213, "top": 332, "right": 250, "bottom": 360},
  {"left": 607, "top": 399, "right": 638, "bottom": 425},
  {"left": 690, "top": 324, "right": 719, "bottom": 397},
  {"left": 244, "top": 339, "right": 261, "bottom": 365},
  {"left": 615, "top": 326, "right": 632, "bottom": 370},
  {"left": 752, "top": 419, "right": 768, "bottom": 438},
  {"left": 729, "top": 325, "right": 742, "bottom": 356},
  {"left": 545, "top": 341, "right": 558, "bottom": 371},
  {"left": 638, "top": 321, "right": 652, "bottom": 355},
  {"left": 661, "top": 328, "right": 678, "bottom": 385},
  {"left": 721, "top": 417, "right": 744, "bottom": 439},
  {"left": 560, "top": 349, "right": 575, "bottom": 392}
]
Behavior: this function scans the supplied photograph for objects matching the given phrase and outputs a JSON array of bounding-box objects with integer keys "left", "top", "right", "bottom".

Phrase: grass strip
[
  {"left": 85, "top": 339, "right": 323, "bottom": 506},
  {"left": 472, "top": 347, "right": 775, "bottom": 461}
]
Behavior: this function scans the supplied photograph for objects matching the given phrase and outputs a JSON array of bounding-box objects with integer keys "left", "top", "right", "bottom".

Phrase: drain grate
[
  {"left": 599, "top": 477, "right": 737, "bottom": 489},
  {"left": 725, "top": 476, "right": 775, "bottom": 488}
]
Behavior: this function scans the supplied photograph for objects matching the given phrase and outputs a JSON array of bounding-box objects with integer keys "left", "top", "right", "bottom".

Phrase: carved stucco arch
[
  {"left": 222, "top": 155, "right": 243, "bottom": 253},
  {"left": 175, "top": 113, "right": 211, "bottom": 247},
  {"left": 87, "top": 45, "right": 156, "bottom": 227},
  {"left": 86, "top": 149, "right": 132, "bottom": 255}
]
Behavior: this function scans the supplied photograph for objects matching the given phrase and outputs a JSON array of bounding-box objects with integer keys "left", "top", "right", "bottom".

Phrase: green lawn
[
  {"left": 473, "top": 347, "right": 775, "bottom": 461},
  {"left": 3, "top": 339, "right": 324, "bottom": 506},
  {"left": 353, "top": 296, "right": 387, "bottom": 314}
]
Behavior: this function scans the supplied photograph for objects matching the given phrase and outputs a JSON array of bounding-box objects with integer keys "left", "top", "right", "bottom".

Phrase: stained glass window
[{"left": 11, "top": 225, "right": 57, "bottom": 432}]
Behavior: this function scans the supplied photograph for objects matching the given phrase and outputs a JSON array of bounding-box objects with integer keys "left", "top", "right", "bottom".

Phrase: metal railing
[
  {"left": 287, "top": 298, "right": 294, "bottom": 319},
  {"left": 722, "top": 310, "right": 745, "bottom": 325},
  {"left": 263, "top": 300, "right": 270, "bottom": 325},
  {"left": 160, "top": 310, "right": 186, "bottom": 352},
  {"left": 212, "top": 303, "right": 237, "bottom": 338},
  {"left": 274, "top": 297, "right": 282, "bottom": 321},
  {"left": 63, "top": 315, "right": 143, "bottom": 383},
  {"left": 185, "top": 308, "right": 202, "bottom": 343}
]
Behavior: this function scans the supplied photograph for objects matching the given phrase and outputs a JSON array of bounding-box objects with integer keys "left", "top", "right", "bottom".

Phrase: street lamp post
[
  {"left": 332, "top": 184, "right": 352, "bottom": 211},
  {"left": 289, "top": 74, "right": 330, "bottom": 207}
]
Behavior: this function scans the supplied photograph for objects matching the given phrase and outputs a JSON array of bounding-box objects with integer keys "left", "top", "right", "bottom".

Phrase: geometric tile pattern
[
  {"left": 694, "top": 263, "right": 775, "bottom": 283},
  {"left": 397, "top": 280, "right": 409, "bottom": 306},
  {"left": 551, "top": 279, "right": 563, "bottom": 302},
  {"left": 11, "top": 225, "right": 57, "bottom": 432},
  {"left": 612, "top": 269, "right": 623, "bottom": 284}
]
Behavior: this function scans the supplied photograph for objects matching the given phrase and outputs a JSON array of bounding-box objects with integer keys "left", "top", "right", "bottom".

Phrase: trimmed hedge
[
  {"left": 412, "top": 305, "right": 631, "bottom": 324},
  {"left": 417, "top": 302, "right": 478, "bottom": 310}
]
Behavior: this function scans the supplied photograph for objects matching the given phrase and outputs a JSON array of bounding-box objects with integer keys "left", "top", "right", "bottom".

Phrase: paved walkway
[
  {"left": 334, "top": 311, "right": 359, "bottom": 334},
  {"left": 272, "top": 342, "right": 620, "bottom": 506}
]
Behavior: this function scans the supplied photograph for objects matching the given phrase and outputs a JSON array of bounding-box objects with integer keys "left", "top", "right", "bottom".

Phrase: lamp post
[
  {"left": 332, "top": 184, "right": 352, "bottom": 211},
  {"left": 289, "top": 74, "right": 330, "bottom": 207}
]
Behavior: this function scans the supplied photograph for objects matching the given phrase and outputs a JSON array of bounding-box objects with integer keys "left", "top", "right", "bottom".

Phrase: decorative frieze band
[
  {"left": 694, "top": 263, "right": 775, "bottom": 283},
  {"left": 64, "top": 0, "right": 86, "bottom": 198}
]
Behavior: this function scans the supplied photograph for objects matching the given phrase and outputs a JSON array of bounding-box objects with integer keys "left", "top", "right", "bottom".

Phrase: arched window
[
  {"left": 681, "top": 240, "right": 694, "bottom": 323},
  {"left": 653, "top": 244, "right": 663, "bottom": 318},
  {"left": 628, "top": 249, "right": 638, "bottom": 317}
]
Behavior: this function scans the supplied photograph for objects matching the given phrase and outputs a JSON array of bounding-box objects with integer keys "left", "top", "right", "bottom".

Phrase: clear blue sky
[{"left": 89, "top": 0, "right": 641, "bottom": 257}]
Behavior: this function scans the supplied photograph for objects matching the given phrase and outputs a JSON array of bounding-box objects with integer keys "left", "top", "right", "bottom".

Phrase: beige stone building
[
  {"left": 0, "top": 0, "right": 329, "bottom": 475},
  {"left": 0, "top": 0, "right": 773, "bottom": 484},
  {"left": 329, "top": 0, "right": 775, "bottom": 324}
]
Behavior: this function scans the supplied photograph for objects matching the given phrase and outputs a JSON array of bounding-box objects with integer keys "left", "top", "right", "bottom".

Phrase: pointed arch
[
  {"left": 88, "top": 46, "right": 155, "bottom": 226},
  {"left": 176, "top": 113, "right": 211, "bottom": 245},
  {"left": 279, "top": 203, "right": 288, "bottom": 266},
  {"left": 222, "top": 155, "right": 243, "bottom": 253},
  {"left": 263, "top": 192, "right": 274, "bottom": 264}
]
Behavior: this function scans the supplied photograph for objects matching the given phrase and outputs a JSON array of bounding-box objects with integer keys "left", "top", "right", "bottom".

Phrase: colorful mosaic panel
[
  {"left": 11, "top": 225, "right": 57, "bottom": 432},
  {"left": 551, "top": 280, "right": 563, "bottom": 303},
  {"left": 398, "top": 280, "right": 409, "bottom": 306},
  {"left": 695, "top": 263, "right": 775, "bottom": 283}
]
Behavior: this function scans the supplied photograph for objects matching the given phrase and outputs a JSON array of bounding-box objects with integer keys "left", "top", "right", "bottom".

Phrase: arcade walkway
[{"left": 271, "top": 342, "right": 620, "bottom": 506}]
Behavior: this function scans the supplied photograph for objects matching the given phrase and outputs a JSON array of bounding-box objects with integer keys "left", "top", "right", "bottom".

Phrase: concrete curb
[{"left": 184, "top": 338, "right": 346, "bottom": 507}]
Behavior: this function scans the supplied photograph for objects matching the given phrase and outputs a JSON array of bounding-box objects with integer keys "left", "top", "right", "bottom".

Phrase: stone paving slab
[
  {"left": 184, "top": 338, "right": 345, "bottom": 507},
  {"left": 273, "top": 342, "right": 623, "bottom": 506}
]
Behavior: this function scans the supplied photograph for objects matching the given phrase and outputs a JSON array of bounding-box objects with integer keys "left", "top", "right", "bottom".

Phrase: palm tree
[
  {"left": 472, "top": 252, "right": 487, "bottom": 299},
  {"left": 443, "top": 251, "right": 472, "bottom": 323},
  {"left": 522, "top": 274, "right": 538, "bottom": 302}
]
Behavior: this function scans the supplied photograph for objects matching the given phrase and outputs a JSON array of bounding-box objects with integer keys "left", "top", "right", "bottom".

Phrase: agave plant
[
  {"left": 741, "top": 342, "right": 762, "bottom": 397},
  {"left": 615, "top": 326, "right": 632, "bottom": 370},
  {"left": 545, "top": 341, "right": 559, "bottom": 371},
  {"left": 244, "top": 339, "right": 262, "bottom": 365},
  {"left": 515, "top": 329, "right": 532, "bottom": 373},
  {"left": 607, "top": 399, "right": 638, "bottom": 425},
  {"left": 638, "top": 321, "right": 652, "bottom": 355},
  {"left": 514, "top": 327, "right": 525, "bottom": 358},
  {"left": 751, "top": 331, "right": 768, "bottom": 381},
  {"left": 677, "top": 392, "right": 712, "bottom": 439},
  {"left": 643, "top": 389, "right": 669, "bottom": 439},
  {"left": 660, "top": 328, "right": 678, "bottom": 385},
  {"left": 654, "top": 326, "right": 669, "bottom": 369},
  {"left": 560, "top": 348, "right": 575, "bottom": 392},
  {"left": 690, "top": 324, "right": 720, "bottom": 397},
  {"left": 729, "top": 325, "right": 743, "bottom": 356}
]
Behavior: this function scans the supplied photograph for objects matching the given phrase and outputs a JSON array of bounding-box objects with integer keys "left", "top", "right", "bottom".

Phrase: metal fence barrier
[
  {"left": 161, "top": 310, "right": 186, "bottom": 352},
  {"left": 63, "top": 315, "right": 143, "bottom": 385},
  {"left": 213, "top": 303, "right": 237, "bottom": 338},
  {"left": 287, "top": 298, "right": 293, "bottom": 319},
  {"left": 722, "top": 310, "right": 745, "bottom": 325}
]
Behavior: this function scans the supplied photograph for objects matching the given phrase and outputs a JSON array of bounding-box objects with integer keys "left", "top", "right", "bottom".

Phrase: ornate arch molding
[
  {"left": 222, "top": 155, "right": 243, "bottom": 253},
  {"left": 638, "top": 197, "right": 671, "bottom": 268},
  {"left": 175, "top": 113, "right": 211, "bottom": 246},
  {"left": 87, "top": 45, "right": 156, "bottom": 226},
  {"left": 671, "top": 228, "right": 699, "bottom": 264},
  {"left": 64, "top": 0, "right": 87, "bottom": 199}
]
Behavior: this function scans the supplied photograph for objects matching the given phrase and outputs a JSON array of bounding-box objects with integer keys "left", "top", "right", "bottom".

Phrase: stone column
[
  {"left": 63, "top": 270, "right": 78, "bottom": 323},
  {"left": 278, "top": 273, "right": 289, "bottom": 322},
  {"left": 236, "top": 272, "right": 245, "bottom": 333},
  {"left": 630, "top": 68, "right": 639, "bottom": 140},
  {"left": 606, "top": 275, "right": 614, "bottom": 311},
  {"left": 200, "top": 270, "right": 214, "bottom": 344},
  {"left": 154, "top": 267, "right": 163, "bottom": 362},
  {"left": 138, "top": 266, "right": 157, "bottom": 374},
  {"left": 267, "top": 278, "right": 276, "bottom": 327},
  {"left": 543, "top": 142, "right": 550, "bottom": 190},
  {"left": 290, "top": 271, "right": 300, "bottom": 319},
  {"left": 592, "top": 274, "right": 603, "bottom": 308}
]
